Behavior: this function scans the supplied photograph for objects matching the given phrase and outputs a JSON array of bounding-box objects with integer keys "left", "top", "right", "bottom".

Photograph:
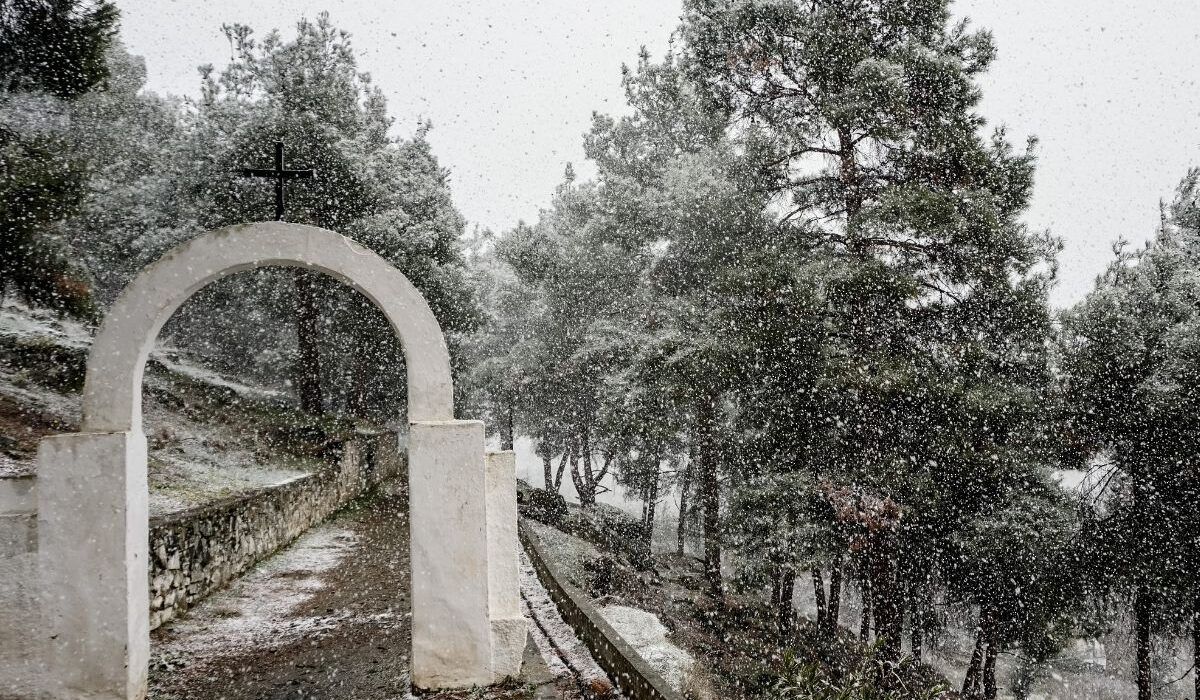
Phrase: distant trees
[
  {"left": 165, "top": 16, "right": 479, "bottom": 418},
  {"left": 682, "top": 0, "right": 1063, "bottom": 669},
  {"left": 0, "top": 0, "right": 119, "bottom": 99},
  {"left": 472, "top": 176, "right": 645, "bottom": 507},
  {"left": 468, "top": 0, "right": 1090, "bottom": 695},
  {"left": 18, "top": 1, "right": 1200, "bottom": 696},
  {"left": 61, "top": 44, "right": 192, "bottom": 302}
]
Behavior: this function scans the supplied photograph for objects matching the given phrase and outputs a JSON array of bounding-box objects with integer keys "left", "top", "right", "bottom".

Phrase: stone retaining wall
[
  {"left": 147, "top": 431, "right": 406, "bottom": 629},
  {"left": 518, "top": 519, "right": 684, "bottom": 700}
]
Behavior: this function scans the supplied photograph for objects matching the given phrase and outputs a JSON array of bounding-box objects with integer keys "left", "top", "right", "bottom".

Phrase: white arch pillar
[{"left": 35, "top": 222, "right": 523, "bottom": 699}]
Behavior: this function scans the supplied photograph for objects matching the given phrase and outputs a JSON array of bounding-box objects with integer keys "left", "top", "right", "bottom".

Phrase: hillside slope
[{"left": 0, "top": 301, "right": 361, "bottom": 514}]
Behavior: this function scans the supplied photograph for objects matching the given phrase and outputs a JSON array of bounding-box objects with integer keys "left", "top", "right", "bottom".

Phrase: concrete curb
[{"left": 518, "top": 519, "right": 685, "bottom": 700}]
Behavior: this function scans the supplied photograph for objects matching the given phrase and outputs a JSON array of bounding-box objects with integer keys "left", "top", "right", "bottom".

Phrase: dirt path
[
  {"left": 149, "top": 486, "right": 585, "bottom": 700},
  {"left": 149, "top": 490, "right": 413, "bottom": 699}
]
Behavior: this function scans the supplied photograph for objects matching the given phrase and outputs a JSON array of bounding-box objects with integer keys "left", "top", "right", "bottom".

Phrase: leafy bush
[
  {"left": 767, "top": 647, "right": 947, "bottom": 700},
  {"left": 519, "top": 486, "right": 569, "bottom": 526}
]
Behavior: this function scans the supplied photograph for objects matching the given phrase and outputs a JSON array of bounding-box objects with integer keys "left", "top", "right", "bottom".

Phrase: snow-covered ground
[
  {"left": 522, "top": 519, "right": 698, "bottom": 693},
  {"left": 524, "top": 520, "right": 601, "bottom": 589},
  {"left": 0, "top": 301, "right": 91, "bottom": 349},
  {"left": 152, "top": 523, "right": 364, "bottom": 666},
  {"left": 153, "top": 353, "right": 287, "bottom": 404},
  {"left": 519, "top": 551, "right": 609, "bottom": 685},
  {"left": 0, "top": 300, "right": 318, "bottom": 514},
  {"left": 789, "top": 572, "right": 1183, "bottom": 699},
  {"left": 598, "top": 604, "right": 694, "bottom": 691}
]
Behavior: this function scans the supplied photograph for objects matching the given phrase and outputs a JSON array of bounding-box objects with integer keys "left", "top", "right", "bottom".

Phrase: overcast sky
[{"left": 116, "top": 0, "right": 1200, "bottom": 308}]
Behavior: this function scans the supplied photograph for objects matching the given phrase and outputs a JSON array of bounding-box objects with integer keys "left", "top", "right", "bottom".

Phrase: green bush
[
  {"left": 519, "top": 486, "right": 569, "bottom": 526},
  {"left": 767, "top": 647, "right": 947, "bottom": 700}
]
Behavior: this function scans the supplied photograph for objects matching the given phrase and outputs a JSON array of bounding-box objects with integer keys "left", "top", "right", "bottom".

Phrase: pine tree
[
  {"left": 62, "top": 44, "right": 193, "bottom": 302},
  {"left": 164, "top": 16, "right": 478, "bottom": 418},
  {"left": 677, "top": 0, "right": 1058, "bottom": 663},
  {"left": 0, "top": 0, "right": 119, "bottom": 99},
  {"left": 1059, "top": 169, "right": 1200, "bottom": 700},
  {"left": 0, "top": 0, "right": 119, "bottom": 316},
  {"left": 486, "top": 177, "right": 642, "bottom": 505}
]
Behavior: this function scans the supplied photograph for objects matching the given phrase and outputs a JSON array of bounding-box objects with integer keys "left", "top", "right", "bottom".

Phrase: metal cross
[{"left": 239, "top": 141, "right": 314, "bottom": 221}]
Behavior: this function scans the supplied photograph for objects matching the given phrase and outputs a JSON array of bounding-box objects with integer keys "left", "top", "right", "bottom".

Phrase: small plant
[{"left": 767, "top": 647, "right": 947, "bottom": 700}]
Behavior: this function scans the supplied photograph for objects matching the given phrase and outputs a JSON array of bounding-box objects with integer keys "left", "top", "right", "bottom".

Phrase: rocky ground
[{"left": 149, "top": 486, "right": 590, "bottom": 700}]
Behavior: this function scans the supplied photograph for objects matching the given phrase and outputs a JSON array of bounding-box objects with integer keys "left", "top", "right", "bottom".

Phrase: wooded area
[{"left": 5, "top": 1, "right": 1200, "bottom": 698}]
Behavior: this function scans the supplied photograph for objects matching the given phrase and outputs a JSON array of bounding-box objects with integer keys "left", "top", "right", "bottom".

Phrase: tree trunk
[
  {"left": 827, "top": 557, "right": 842, "bottom": 635},
  {"left": 1136, "top": 589, "right": 1152, "bottom": 700},
  {"left": 962, "top": 621, "right": 986, "bottom": 697},
  {"left": 910, "top": 585, "right": 924, "bottom": 663},
  {"left": 643, "top": 466, "right": 660, "bottom": 556},
  {"left": 837, "top": 124, "right": 866, "bottom": 254},
  {"left": 293, "top": 270, "right": 323, "bottom": 415},
  {"left": 697, "top": 402, "right": 722, "bottom": 599},
  {"left": 983, "top": 640, "right": 999, "bottom": 700},
  {"left": 349, "top": 332, "right": 369, "bottom": 416},
  {"left": 1193, "top": 598, "right": 1199, "bottom": 700},
  {"left": 812, "top": 570, "right": 828, "bottom": 631},
  {"left": 869, "top": 545, "right": 902, "bottom": 667},
  {"left": 677, "top": 454, "right": 692, "bottom": 557},
  {"left": 578, "top": 422, "right": 596, "bottom": 506},
  {"left": 542, "top": 451, "right": 554, "bottom": 491},
  {"left": 778, "top": 569, "right": 796, "bottom": 638},
  {"left": 860, "top": 578, "right": 872, "bottom": 642},
  {"left": 499, "top": 398, "right": 514, "bottom": 451},
  {"left": 570, "top": 451, "right": 589, "bottom": 506},
  {"left": 553, "top": 444, "right": 572, "bottom": 493}
]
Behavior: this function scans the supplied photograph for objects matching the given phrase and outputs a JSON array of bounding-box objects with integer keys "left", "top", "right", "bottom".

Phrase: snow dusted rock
[{"left": 598, "top": 605, "right": 693, "bottom": 691}]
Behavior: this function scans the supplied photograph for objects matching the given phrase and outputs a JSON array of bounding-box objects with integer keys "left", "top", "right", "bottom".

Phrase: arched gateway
[{"left": 36, "top": 222, "right": 524, "bottom": 699}]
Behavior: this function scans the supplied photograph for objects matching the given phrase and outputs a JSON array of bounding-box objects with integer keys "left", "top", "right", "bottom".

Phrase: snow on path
[
  {"left": 153, "top": 354, "right": 287, "bottom": 403},
  {"left": 519, "top": 551, "right": 610, "bottom": 686},
  {"left": 0, "top": 301, "right": 91, "bottom": 348},
  {"left": 153, "top": 524, "right": 370, "bottom": 665}
]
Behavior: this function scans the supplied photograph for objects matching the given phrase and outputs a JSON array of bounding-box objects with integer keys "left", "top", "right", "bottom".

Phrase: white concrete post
[
  {"left": 0, "top": 474, "right": 40, "bottom": 698},
  {"left": 485, "top": 450, "right": 525, "bottom": 679},
  {"left": 37, "top": 432, "right": 149, "bottom": 700},
  {"left": 408, "top": 420, "right": 493, "bottom": 688}
]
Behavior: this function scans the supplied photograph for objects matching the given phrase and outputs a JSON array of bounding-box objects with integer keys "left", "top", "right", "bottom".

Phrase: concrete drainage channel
[{"left": 518, "top": 520, "right": 685, "bottom": 700}]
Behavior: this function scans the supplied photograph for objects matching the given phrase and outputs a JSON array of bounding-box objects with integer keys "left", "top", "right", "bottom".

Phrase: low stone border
[{"left": 518, "top": 519, "right": 685, "bottom": 700}]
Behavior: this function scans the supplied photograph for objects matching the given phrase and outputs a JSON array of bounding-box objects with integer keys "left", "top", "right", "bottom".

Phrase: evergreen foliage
[
  {"left": 1059, "top": 170, "right": 1200, "bottom": 699},
  {"left": 14, "top": 2, "right": 1200, "bottom": 697},
  {"left": 0, "top": 0, "right": 119, "bottom": 317}
]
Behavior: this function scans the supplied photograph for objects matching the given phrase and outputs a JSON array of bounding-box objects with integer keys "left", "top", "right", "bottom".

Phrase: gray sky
[{"left": 117, "top": 0, "right": 1200, "bottom": 308}]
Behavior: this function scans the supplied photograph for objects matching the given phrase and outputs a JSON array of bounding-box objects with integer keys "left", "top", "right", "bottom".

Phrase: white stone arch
[
  {"left": 36, "top": 222, "right": 523, "bottom": 699},
  {"left": 81, "top": 221, "right": 453, "bottom": 433}
]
